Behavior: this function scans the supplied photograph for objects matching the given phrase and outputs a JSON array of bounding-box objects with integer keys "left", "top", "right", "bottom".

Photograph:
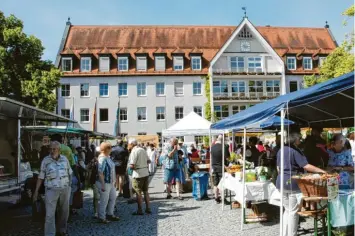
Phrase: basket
[{"left": 293, "top": 178, "right": 328, "bottom": 197}]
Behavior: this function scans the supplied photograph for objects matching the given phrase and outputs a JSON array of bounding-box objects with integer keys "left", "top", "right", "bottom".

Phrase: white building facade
[{"left": 55, "top": 18, "right": 337, "bottom": 137}]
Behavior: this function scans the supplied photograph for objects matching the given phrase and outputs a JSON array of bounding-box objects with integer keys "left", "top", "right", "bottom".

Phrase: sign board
[
  {"left": 128, "top": 135, "right": 159, "bottom": 146},
  {"left": 42, "top": 136, "right": 50, "bottom": 146}
]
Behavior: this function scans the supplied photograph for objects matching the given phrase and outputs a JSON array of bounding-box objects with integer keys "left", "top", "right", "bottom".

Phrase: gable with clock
[{"left": 240, "top": 41, "right": 251, "bottom": 52}]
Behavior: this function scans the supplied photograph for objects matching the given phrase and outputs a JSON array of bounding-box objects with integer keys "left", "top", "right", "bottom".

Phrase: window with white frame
[
  {"left": 99, "top": 83, "right": 109, "bottom": 97},
  {"left": 118, "top": 83, "right": 127, "bottom": 96},
  {"left": 213, "top": 80, "right": 228, "bottom": 96},
  {"left": 80, "top": 57, "right": 91, "bottom": 72},
  {"left": 214, "top": 105, "right": 229, "bottom": 120},
  {"left": 99, "top": 57, "right": 110, "bottom": 72},
  {"left": 156, "top": 107, "right": 165, "bottom": 121},
  {"left": 287, "top": 57, "right": 296, "bottom": 70},
  {"left": 80, "top": 83, "right": 90, "bottom": 97},
  {"left": 99, "top": 108, "right": 109, "bottom": 122},
  {"left": 119, "top": 108, "right": 128, "bottom": 121},
  {"left": 173, "top": 56, "right": 184, "bottom": 71},
  {"left": 191, "top": 56, "right": 201, "bottom": 70},
  {"left": 155, "top": 56, "right": 165, "bottom": 71},
  {"left": 266, "top": 80, "right": 280, "bottom": 96},
  {"left": 231, "top": 81, "right": 246, "bottom": 97},
  {"left": 174, "top": 82, "right": 184, "bottom": 96},
  {"left": 62, "top": 58, "right": 72, "bottom": 72},
  {"left": 136, "top": 57, "right": 147, "bottom": 71},
  {"left": 319, "top": 57, "right": 326, "bottom": 67},
  {"left": 248, "top": 80, "right": 264, "bottom": 97},
  {"left": 61, "top": 109, "right": 70, "bottom": 119},
  {"left": 247, "top": 57, "right": 262, "bottom": 72},
  {"left": 137, "top": 82, "right": 146, "bottom": 96},
  {"left": 175, "top": 106, "right": 184, "bottom": 120},
  {"left": 193, "top": 82, "right": 202, "bottom": 95},
  {"left": 230, "top": 57, "right": 245, "bottom": 72},
  {"left": 137, "top": 107, "right": 147, "bottom": 121},
  {"left": 61, "top": 84, "right": 70, "bottom": 97},
  {"left": 303, "top": 57, "right": 312, "bottom": 70},
  {"left": 156, "top": 82, "right": 165, "bottom": 96},
  {"left": 193, "top": 106, "right": 202, "bottom": 116},
  {"left": 80, "top": 109, "right": 89, "bottom": 122},
  {"left": 232, "top": 105, "right": 246, "bottom": 114},
  {"left": 118, "top": 57, "right": 128, "bottom": 71}
]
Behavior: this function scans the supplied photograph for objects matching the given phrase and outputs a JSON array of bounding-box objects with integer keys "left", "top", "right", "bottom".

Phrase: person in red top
[
  {"left": 257, "top": 141, "right": 265, "bottom": 152},
  {"left": 190, "top": 144, "right": 200, "bottom": 158}
]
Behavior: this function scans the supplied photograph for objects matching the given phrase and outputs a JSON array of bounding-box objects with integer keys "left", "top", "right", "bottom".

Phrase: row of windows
[
  {"left": 61, "top": 56, "right": 202, "bottom": 72},
  {"left": 61, "top": 82, "right": 202, "bottom": 97},
  {"left": 213, "top": 80, "right": 280, "bottom": 97},
  {"left": 214, "top": 104, "right": 252, "bottom": 120},
  {"left": 62, "top": 106, "right": 203, "bottom": 123},
  {"left": 229, "top": 56, "right": 262, "bottom": 72},
  {"left": 286, "top": 57, "right": 326, "bottom": 71}
]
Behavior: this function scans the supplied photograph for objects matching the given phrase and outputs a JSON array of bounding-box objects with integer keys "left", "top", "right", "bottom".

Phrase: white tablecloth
[{"left": 218, "top": 173, "right": 281, "bottom": 206}]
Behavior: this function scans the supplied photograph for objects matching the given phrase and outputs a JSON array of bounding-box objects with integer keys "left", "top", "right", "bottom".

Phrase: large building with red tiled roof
[{"left": 56, "top": 17, "right": 337, "bottom": 137}]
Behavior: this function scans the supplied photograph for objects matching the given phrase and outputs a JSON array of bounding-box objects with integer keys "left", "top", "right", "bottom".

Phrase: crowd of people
[
  {"left": 32, "top": 135, "right": 161, "bottom": 236},
  {"left": 30, "top": 128, "right": 354, "bottom": 236}
]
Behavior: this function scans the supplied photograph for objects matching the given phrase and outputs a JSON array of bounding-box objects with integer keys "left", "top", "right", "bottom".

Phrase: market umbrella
[{"left": 260, "top": 115, "right": 294, "bottom": 129}]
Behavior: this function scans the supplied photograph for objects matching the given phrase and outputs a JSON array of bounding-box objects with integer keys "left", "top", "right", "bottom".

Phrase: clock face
[{"left": 241, "top": 41, "right": 251, "bottom": 52}]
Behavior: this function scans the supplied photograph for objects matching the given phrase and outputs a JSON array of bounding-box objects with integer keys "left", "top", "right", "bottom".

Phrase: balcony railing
[
  {"left": 212, "top": 68, "right": 282, "bottom": 76},
  {"left": 213, "top": 92, "right": 280, "bottom": 101}
]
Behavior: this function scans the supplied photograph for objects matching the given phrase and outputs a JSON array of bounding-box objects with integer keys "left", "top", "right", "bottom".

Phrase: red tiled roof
[{"left": 61, "top": 25, "right": 337, "bottom": 76}]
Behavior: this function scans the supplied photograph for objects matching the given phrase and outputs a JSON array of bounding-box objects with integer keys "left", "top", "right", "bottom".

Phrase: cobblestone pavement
[{"left": 1, "top": 168, "right": 315, "bottom": 236}]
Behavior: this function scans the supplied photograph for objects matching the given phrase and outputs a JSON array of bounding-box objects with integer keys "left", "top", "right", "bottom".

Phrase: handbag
[{"left": 72, "top": 191, "right": 83, "bottom": 209}]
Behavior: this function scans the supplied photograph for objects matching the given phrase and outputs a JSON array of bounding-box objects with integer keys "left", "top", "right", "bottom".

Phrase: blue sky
[{"left": 2, "top": 0, "right": 353, "bottom": 61}]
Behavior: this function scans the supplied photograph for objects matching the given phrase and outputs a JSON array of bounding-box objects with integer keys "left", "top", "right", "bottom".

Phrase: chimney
[
  {"left": 324, "top": 21, "right": 329, "bottom": 28},
  {"left": 66, "top": 17, "right": 71, "bottom": 26}
]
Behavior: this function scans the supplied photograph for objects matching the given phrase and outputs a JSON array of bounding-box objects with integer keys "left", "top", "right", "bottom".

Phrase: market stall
[
  {"left": 211, "top": 71, "right": 355, "bottom": 235},
  {"left": 0, "top": 97, "right": 76, "bottom": 208}
]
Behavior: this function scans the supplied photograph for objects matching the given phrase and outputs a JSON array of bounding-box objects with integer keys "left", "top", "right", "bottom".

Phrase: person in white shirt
[
  {"left": 147, "top": 144, "right": 157, "bottom": 175},
  {"left": 129, "top": 138, "right": 151, "bottom": 215}
]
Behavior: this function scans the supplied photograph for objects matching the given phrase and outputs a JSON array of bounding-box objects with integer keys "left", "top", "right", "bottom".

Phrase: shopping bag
[{"left": 72, "top": 191, "right": 83, "bottom": 209}]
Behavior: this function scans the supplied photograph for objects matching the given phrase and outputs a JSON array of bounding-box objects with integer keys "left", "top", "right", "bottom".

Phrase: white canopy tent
[{"left": 162, "top": 111, "right": 223, "bottom": 137}]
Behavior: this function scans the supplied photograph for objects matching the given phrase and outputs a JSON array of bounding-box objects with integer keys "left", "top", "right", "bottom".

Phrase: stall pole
[
  {"left": 241, "top": 127, "right": 247, "bottom": 230},
  {"left": 17, "top": 107, "right": 23, "bottom": 196},
  {"left": 231, "top": 130, "right": 235, "bottom": 152},
  {"left": 279, "top": 109, "right": 285, "bottom": 236},
  {"left": 221, "top": 132, "right": 225, "bottom": 210},
  {"left": 209, "top": 128, "right": 213, "bottom": 196}
]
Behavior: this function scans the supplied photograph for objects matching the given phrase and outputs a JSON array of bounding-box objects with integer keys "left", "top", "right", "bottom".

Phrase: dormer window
[
  {"left": 191, "top": 56, "right": 201, "bottom": 70},
  {"left": 173, "top": 56, "right": 184, "bottom": 71},
  {"left": 303, "top": 57, "right": 312, "bottom": 70},
  {"left": 287, "top": 57, "right": 296, "bottom": 70},
  {"left": 80, "top": 57, "right": 91, "bottom": 72},
  {"left": 319, "top": 57, "right": 326, "bottom": 67},
  {"left": 62, "top": 58, "right": 72, "bottom": 72},
  {"left": 155, "top": 56, "right": 165, "bottom": 71},
  {"left": 118, "top": 57, "right": 128, "bottom": 71},
  {"left": 238, "top": 26, "right": 252, "bottom": 38},
  {"left": 99, "top": 57, "right": 110, "bottom": 72},
  {"left": 136, "top": 56, "right": 147, "bottom": 71}
]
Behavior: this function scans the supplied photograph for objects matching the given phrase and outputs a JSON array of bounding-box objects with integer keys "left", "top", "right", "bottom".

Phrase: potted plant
[{"left": 258, "top": 167, "right": 269, "bottom": 181}]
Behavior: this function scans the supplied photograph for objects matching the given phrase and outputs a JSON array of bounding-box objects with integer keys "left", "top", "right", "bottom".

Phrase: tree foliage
[
  {"left": 303, "top": 6, "right": 354, "bottom": 87},
  {"left": 0, "top": 11, "right": 60, "bottom": 111}
]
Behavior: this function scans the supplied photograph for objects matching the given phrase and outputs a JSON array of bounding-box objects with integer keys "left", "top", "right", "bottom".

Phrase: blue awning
[
  {"left": 211, "top": 71, "right": 354, "bottom": 130},
  {"left": 260, "top": 116, "right": 294, "bottom": 129}
]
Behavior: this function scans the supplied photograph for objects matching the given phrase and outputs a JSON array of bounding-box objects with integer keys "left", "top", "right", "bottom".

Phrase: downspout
[{"left": 208, "top": 67, "right": 214, "bottom": 122}]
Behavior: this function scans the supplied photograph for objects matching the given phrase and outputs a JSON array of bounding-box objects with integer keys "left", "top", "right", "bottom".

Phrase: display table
[
  {"left": 217, "top": 173, "right": 281, "bottom": 206},
  {"left": 196, "top": 164, "right": 210, "bottom": 171}
]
